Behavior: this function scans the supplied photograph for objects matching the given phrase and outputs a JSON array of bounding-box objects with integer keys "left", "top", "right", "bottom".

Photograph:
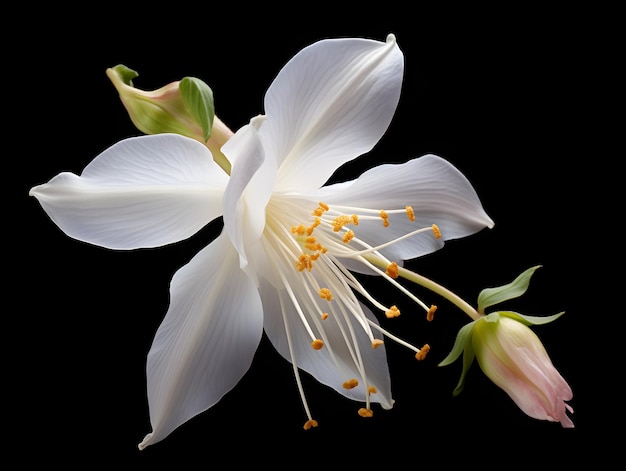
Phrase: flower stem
[
  {"left": 206, "top": 115, "right": 233, "bottom": 175},
  {"left": 396, "top": 266, "right": 482, "bottom": 321}
]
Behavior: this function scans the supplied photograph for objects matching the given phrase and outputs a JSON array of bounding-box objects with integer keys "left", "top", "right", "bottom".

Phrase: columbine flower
[
  {"left": 439, "top": 266, "right": 574, "bottom": 427},
  {"left": 30, "top": 34, "right": 494, "bottom": 449}
]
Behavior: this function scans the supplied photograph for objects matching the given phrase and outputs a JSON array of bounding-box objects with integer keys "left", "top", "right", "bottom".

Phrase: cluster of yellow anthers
[{"left": 291, "top": 201, "right": 442, "bottom": 428}]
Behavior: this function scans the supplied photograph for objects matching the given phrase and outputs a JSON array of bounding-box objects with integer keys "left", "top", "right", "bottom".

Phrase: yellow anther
[
  {"left": 319, "top": 288, "right": 333, "bottom": 301},
  {"left": 405, "top": 205, "right": 415, "bottom": 221},
  {"left": 311, "top": 339, "right": 324, "bottom": 350},
  {"left": 351, "top": 214, "right": 359, "bottom": 225},
  {"left": 415, "top": 343, "right": 431, "bottom": 361},
  {"left": 312, "top": 207, "right": 325, "bottom": 217},
  {"left": 311, "top": 253, "right": 321, "bottom": 261},
  {"left": 385, "top": 262, "right": 399, "bottom": 279},
  {"left": 343, "top": 230, "right": 355, "bottom": 243},
  {"left": 379, "top": 210, "right": 389, "bottom": 227},
  {"left": 367, "top": 386, "right": 378, "bottom": 395},
  {"left": 296, "top": 254, "right": 313, "bottom": 272},
  {"left": 371, "top": 339, "right": 384, "bottom": 349},
  {"left": 332, "top": 215, "right": 351, "bottom": 232},
  {"left": 291, "top": 224, "right": 307, "bottom": 235},
  {"left": 342, "top": 378, "right": 359, "bottom": 390},
  {"left": 432, "top": 224, "right": 442, "bottom": 239},
  {"left": 427, "top": 305, "right": 437, "bottom": 322},
  {"left": 358, "top": 408, "right": 374, "bottom": 418},
  {"left": 385, "top": 305, "right": 400, "bottom": 318},
  {"left": 303, "top": 419, "right": 319, "bottom": 430},
  {"left": 321, "top": 312, "right": 329, "bottom": 320},
  {"left": 319, "top": 202, "right": 329, "bottom": 211}
]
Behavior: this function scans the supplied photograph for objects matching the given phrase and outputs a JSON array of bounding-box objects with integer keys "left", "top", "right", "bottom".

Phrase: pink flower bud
[{"left": 472, "top": 314, "right": 574, "bottom": 427}]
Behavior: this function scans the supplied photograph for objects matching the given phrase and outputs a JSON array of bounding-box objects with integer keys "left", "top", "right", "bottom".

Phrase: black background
[{"left": 10, "top": 4, "right": 613, "bottom": 467}]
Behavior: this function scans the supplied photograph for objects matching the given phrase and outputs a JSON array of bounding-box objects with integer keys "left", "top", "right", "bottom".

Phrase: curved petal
[
  {"left": 313, "top": 154, "right": 494, "bottom": 271},
  {"left": 222, "top": 117, "right": 276, "bottom": 268},
  {"left": 29, "top": 134, "right": 228, "bottom": 249},
  {"left": 262, "top": 34, "right": 403, "bottom": 192},
  {"left": 260, "top": 278, "right": 394, "bottom": 410},
  {"left": 139, "top": 232, "right": 264, "bottom": 449}
]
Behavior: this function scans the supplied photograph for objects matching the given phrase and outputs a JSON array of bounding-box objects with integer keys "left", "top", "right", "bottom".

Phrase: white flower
[{"left": 30, "top": 34, "right": 494, "bottom": 449}]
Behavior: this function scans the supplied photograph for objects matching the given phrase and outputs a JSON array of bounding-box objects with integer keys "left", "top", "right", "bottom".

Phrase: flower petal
[
  {"left": 139, "top": 232, "right": 264, "bottom": 449},
  {"left": 222, "top": 116, "right": 276, "bottom": 269},
  {"left": 260, "top": 279, "right": 394, "bottom": 410},
  {"left": 314, "top": 154, "right": 494, "bottom": 271},
  {"left": 262, "top": 34, "right": 403, "bottom": 192},
  {"left": 29, "top": 134, "right": 228, "bottom": 249}
]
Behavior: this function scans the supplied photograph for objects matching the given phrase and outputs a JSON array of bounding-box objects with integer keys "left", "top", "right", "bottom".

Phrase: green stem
[
  {"left": 206, "top": 115, "right": 233, "bottom": 175},
  {"left": 397, "top": 266, "right": 482, "bottom": 321}
]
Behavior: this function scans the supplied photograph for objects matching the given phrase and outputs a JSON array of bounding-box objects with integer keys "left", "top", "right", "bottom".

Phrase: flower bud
[
  {"left": 472, "top": 312, "right": 574, "bottom": 427},
  {"left": 106, "top": 64, "right": 214, "bottom": 143},
  {"left": 439, "top": 266, "right": 573, "bottom": 427}
]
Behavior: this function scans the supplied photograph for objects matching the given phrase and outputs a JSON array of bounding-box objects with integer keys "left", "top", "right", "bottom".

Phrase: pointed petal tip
[
  {"left": 137, "top": 432, "right": 153, "bottom": 450},
  {"left": 386, "top": 33, "right": 396, "bottom": 44}
]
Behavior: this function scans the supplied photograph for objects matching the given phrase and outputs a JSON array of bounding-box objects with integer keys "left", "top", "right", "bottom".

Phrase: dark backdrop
[{"left": 11, "top": 4, "right": 610, "bottom": 467}]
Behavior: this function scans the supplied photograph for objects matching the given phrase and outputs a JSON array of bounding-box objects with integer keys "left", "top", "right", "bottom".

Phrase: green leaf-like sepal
[
  {"left": 452, "top": 342, "right": 476, "bottom": 396},
  {"left": 180, "top": 77, "right": 214, "bottom": 142},
  {"left": 438, "top": 320, "right": 477, "bottom": 367},
  {"left": 499, "top": 310, "right": 565, "bottom": 326},
  {"left": 477, "top": 265, "right": 541, "bottom": 314}
]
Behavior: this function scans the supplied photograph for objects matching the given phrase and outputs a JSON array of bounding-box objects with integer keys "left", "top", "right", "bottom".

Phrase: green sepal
[
  {"left": 111, "top": 64, "right": 138, "bottom": 86},
  {"left": 180, "top": 77, "right": 214, "bottom": 142},
  {"left": 499, "top": 310, "right": 565, "bottom": 326},
  {"left": 438, "top": 320, "right": 477, "bottom": 367},
  {"left": 452, "top": 342, "right": 476, "bottom": 396},
  {"left": 477, "top": 265, "right": 541, "bottom": 314}
]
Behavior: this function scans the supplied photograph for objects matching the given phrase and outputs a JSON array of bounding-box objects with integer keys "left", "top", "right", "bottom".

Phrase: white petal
[
  {"left": 139, "top": 232, "right": 263, "bottom": 449},
  {"left": 315, "top": 154, "right": 494, "bottom": 268},
  {"left": 29, "top": 134, "right": 228, "bottom": 249},
  {"left": 260, "top": 279, "right": 394, "bottom": 410},
  {"left": 262, "top": 34, "right": 403, "bottom": 192},
  {"left": 222, "top": 117, "right": 276, "bottom": 268}
]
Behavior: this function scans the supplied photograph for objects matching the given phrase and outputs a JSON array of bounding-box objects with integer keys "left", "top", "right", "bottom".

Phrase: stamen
[
  {"left": 311, "top": 339, "right": 324, "bottom": 350},
  {"left": 385, "top": 305, "right": 401, "bottom": 318},
  {"left": 296, "top": 254, "right": 313, "bottom": 272},
  {"left": 405, "top": 205, "right": 415, "bottom": 221},
  {"left": 303, "top": 419, "right": 319, "bottom": 430},
  {"left": 371, "top": 339, "right": 384, "bottom": 349},
  {"left": 291, "top": 224, "right": 307, "bottom": 235},
  {"left": 415, "top": 344, "right": 431, "bottom": 361},
  {"left": 427, "top": 305, "right": 437, "bottom": 321},
  {"left": 319, "top": 288, "right": 333, "bottom": 301},
  {"left": 385, "top": 262, "right": 399, "bottom": 279},
  {"left": 332, "top": 215, "right": 351, "bottom": 232},
  {"left": 342, "top": 378, "right": 359, "bottom": 390},
  {"left": 321, "top": 312, "right": 329, "bottom": 320},
  {"left": 351, "top": 214, "right": 359, "bottom": 225},
  {"left": 343, "top": 230, "right": 355, "bottom": 243},
  {"left": 432, "top": 224, "right": 442, "bottom": 239},
  {"left": 379, "top": 210, "right": 389, "bottom": 227},
  {"left": 358, "top": 408, "right": 374, "bottom": 418},
  {"left": 368, "top": 386, "right": 378, "bottom": 394}
]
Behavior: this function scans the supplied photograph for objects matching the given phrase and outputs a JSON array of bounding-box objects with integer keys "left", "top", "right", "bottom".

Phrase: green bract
[
  {"left": 179, "top": 77, "right": 214, "bottom": 142},
  {"left": 477, "top": 265, "right": 541, "bottom": 314}
]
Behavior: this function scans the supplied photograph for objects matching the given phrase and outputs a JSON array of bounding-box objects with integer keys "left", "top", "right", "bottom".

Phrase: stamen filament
[
  {"left": 277, "top": 292, "right": 315, "bottom": 424},
  {"left": 398, "top": 265, "right": 481, "bottom": 321}
]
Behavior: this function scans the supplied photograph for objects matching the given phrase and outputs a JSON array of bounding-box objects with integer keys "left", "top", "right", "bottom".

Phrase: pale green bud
[{"left": 106, "top": 65, "right": 215, "bottom": 143}]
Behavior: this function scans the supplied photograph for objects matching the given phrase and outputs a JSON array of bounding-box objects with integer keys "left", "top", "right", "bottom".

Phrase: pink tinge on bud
[{"left": 473, "top": 316, "right": 574, "bottom": 427}]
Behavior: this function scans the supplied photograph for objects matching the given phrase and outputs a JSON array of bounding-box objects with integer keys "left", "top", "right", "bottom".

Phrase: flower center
[{"left": 262, "top": 197, "right": 437, "bottom": 428}]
